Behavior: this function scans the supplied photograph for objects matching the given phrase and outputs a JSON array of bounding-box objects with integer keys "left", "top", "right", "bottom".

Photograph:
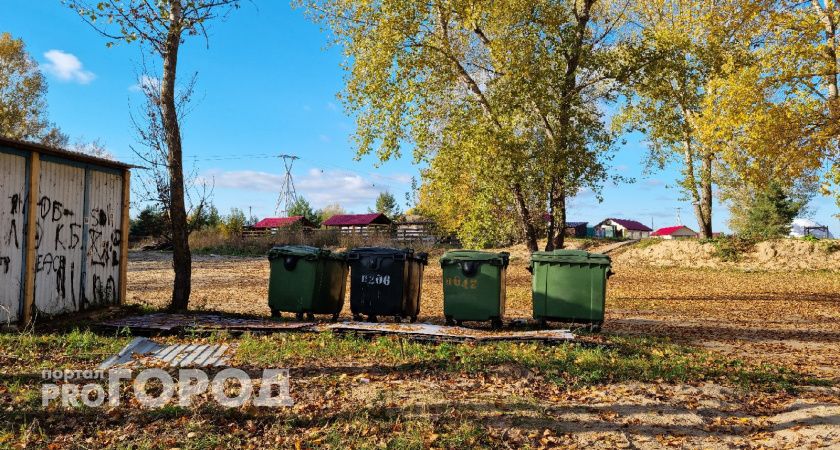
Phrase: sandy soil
[
  {"left": 124, "top": 249, "right": 840, "bottom": 448},
  {"left": 127, "top": 249, "right": 840, "bottom": 380}
]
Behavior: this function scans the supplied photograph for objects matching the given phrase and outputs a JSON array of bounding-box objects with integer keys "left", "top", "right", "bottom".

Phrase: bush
[{"left": 707, "top": 236, "right": 756, "bottom": 262}]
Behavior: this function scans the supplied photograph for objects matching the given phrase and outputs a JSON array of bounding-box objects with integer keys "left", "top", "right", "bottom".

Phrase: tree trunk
[
  {"left": 683, "top": 139, "right": 713, "bottom": 239},
  {"left": 698, "top": 153, "right": 713, "bottom": 238},
  {"left": 545, "top": 180, "right": 556, "bottom": 251},
  {"left": 545, "top": 181, "right": 567, "bottom": 251},
  {"left": 512, "top": 183, "right": 539, "bottom": 252},
  {"left": 552, "top": 191, "right": 567, "bottom": 250},
  {"left": 161, "top": 4, "right": 191, "bottom": 311}
]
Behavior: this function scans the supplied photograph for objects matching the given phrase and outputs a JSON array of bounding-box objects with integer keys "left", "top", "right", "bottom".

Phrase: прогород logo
[{"left": 41, "top": 368, "right": 293, "bottom": 408}]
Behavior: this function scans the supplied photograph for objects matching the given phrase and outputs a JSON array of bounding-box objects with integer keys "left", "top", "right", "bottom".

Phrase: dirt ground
[
  {"left": 126, "top": 247, "right": 840, "bottom": 381},
  {"left": 122, "top": 246, "right": 840, "bottom": 448}
]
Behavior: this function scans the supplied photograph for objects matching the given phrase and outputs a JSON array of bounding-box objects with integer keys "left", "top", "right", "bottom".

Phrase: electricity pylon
[{"left": 275, "top": 154, "right": 299, "bottom": 216}]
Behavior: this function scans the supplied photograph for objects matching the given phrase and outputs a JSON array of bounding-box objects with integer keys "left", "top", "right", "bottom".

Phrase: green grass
[
  {"left": 235, "top": 331, "right": 821, "bottom": 392},
  {"left": 0, "top": 327, "right": 833, "bottom": 449}
]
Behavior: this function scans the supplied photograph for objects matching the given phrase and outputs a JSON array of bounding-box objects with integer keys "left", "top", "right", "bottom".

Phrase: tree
[
  {"left": 301, "top": 0, "right": 625, "bottom": 251},
  {"left": 206, "top": 204, "right": 222, "bottom": 229},
  {"left": 373, "top": 191, "right": 401, "bottom": 219},
  {"left": 68, "top": 0, "right": 241, "bottom": 311},
  {"left": 0, "top": 32, "right": 64, "bottom": 144},
  {"left": 731, "top": 182, "right": 805, "bottom": 239},
  {"left": 317, "top": 203, "right": 346, "bottom": 223},
  {"left": 767, "top": 2, "right": 840, "bottom": 217},
  {"left": 619, "top": 0, "right": 776, "bottom": 239},
  {"left": 72, "top": 137, "right": 114, "bottom": 160},
  {"left": 221, "top": 208, "right": 247, "bottom": 237},
  {"left": 288, "top": 196, "right": 321, "bottom": 227},
  {"left": 130, "top": 205, "right": 168, "bottom": 238}
]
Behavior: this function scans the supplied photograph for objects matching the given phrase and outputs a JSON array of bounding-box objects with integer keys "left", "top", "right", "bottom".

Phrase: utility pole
[
  {"left": 275, "top": 154, "right": 299, "bottom": 216},
  {"left": 676, "top": 207, "right": 683, "bottom": 225}
]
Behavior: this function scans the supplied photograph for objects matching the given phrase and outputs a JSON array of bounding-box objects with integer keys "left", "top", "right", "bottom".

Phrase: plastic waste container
[
  {"left": 440, "top": 250, "right": 509, "bottom": 328},
  {"left": 529, "top": 249, "right": 612, "bottom": 331},
  {"left": 267, "top": 245, "right": 348, "bottom": 321},
  {"left": 347, "top": 247, "right": 428, "bottom": 322}
]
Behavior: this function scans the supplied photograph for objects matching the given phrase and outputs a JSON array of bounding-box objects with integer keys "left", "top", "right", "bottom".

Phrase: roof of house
[
  {"left": 540, "top": 214, "right": 587, "bottom": 228},
  {"left": 253, "top": 216, "right": 314, "bottom": 229},
  {"left": 322, "top": 213, "right": 392, "bottom": 227},
  {"left": 651, "top": 225, "right": 696, "bottom": 236},
  {"left": 0, "top": 135, "right": 135, "bottom": 170},
  {"left": 598, "top": 218, "right": 653, "bottom": 232}
]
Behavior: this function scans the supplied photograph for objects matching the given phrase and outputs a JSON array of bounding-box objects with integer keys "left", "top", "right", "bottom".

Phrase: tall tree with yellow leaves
[
  {"left": 301, "top": 0, "right": 625, "bottom": 250},
  {"left": 619, "top": 0, "right": 774, "bottom": 238}
]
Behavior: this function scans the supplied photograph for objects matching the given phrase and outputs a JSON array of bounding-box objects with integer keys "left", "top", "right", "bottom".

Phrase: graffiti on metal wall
[
  {"left": 34, "top": 195, "right": 82, "bottom": 309},
  {"left": 87, "top": 202, "right": 119, "bottom": 305}
]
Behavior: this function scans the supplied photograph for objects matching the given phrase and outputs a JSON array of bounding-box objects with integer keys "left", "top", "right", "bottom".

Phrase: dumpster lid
[
  {"left": 268, "top": 245, "right": 340, "bottom": 260},
  {"left": 440, "top": 250, "right": 509, "bottom": 267},
  {"left": 530, "top": 249, "right": 611, "bottom": 264},
  {"left": 347, "top": 247, "right": 428, "bottom": 264}
]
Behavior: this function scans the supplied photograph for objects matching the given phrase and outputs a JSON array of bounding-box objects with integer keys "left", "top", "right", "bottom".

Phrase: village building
[
  {"left": 651, "top": 225, "right": 698, "bottom": 239},
  {"left": 253, "top": 216, "right": 315, "bottom": 231},
  {"left": 594, "top": 218, "right": 652, "bottom": 239},
  {"left": 0, "top": 137, "right": 132, "bottom": 326},
  {"left": 322, "top": 213, "right": 392, "bottom": 234}
]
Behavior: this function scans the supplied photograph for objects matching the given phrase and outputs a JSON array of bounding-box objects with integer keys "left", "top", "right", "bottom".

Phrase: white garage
[{"left": 0, "top": 137, "right": 131, "bottom": 326}]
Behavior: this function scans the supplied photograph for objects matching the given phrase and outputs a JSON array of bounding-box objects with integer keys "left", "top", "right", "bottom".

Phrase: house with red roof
[
  {"left": 253, "top": 216, "right": 315, "bottom": 230},
  {"left": 322, "top": 213, "right": 392, "bottom": 234},
  {"left": 594, "top": 218, "right": 653, "bottom": 240},
  {"left": 651, "top": 225, "right": 697, "bottom": 239}
]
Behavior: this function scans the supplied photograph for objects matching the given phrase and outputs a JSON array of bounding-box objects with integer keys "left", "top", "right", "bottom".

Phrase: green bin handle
[{"left": 283, "top": 256, "right": 299, "bottom": 271}]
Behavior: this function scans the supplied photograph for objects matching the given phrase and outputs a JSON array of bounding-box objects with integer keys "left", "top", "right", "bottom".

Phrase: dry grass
[{"left": 127, "top": 248, "right": 840, "bottom": 381}]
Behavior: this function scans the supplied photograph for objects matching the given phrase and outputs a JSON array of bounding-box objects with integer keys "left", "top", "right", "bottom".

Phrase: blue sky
[{"left": 2, "top": 1, "right": 838, "bottom": 234}]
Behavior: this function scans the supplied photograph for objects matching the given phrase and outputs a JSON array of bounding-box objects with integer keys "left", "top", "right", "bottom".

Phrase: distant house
[
  {"left": 253, "top": 216, "right": 315, "bottom": 230},
  {"left": 322, "top": 213, "right": 392, "bottom": 234},
  {"left": 651, "top": 225, "right": 697, "bottom": 240},
  {"left": 395, "top": 215, "right": 436, "bottom": 242},
  {"left": 564, "top": 221, "right": 589, "bottom": 237},
  {"left": 595, "top": 218, "right": 652, "bottom": 239},
  {"left": 541, "top": 214, "right": 588, "bottom": 237}
]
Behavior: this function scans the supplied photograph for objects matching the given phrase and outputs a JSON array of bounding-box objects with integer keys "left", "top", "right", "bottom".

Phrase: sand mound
[{"left": 615, "top": 239, "right": 840, "bottom": 271}]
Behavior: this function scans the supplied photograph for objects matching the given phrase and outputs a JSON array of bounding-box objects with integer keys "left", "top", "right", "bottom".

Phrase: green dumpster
[
  {"left": 440, "top": 250, "right": 509, "bottom": 328},
  {"left": 530, "top": 249, "right": 611, "bottom": 331},
  {"left": 267, "top": 245, "right": 348, "bottom": 321}
]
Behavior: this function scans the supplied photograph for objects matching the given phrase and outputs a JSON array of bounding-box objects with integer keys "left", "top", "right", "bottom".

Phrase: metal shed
[{"left": 0, "top": 137, "right": 132, "bottom": 326}]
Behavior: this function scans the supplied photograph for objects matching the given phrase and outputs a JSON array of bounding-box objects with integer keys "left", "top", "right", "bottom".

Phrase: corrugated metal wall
[
  {"left": 84, "top": 169, "right": 123, "bottom": 307},
  {"left": 0, "top": 146, "right": 127, "bottom": 324},
  {"left": 35, "top": 159, "right": 86, "bottom": 317},
  {"left": 0, "top": 152, "right": 27, "bottom": 324}
]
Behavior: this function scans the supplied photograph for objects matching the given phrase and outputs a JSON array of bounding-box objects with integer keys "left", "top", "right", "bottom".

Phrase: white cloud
[
  {"left": 201, "top": 167, "right": 410, "bottom": 211},
  {"left": 326, "top": 102, "right": 338, "bottom": 111},
  {"left": 129, "top": 75, "right": 161, "bottom": 92},
  {"left": 319, "top": 134, "right": 332, "bottom": 143},
  {"left": 41, "top": 50, "right": 95, "bottom": 84}
]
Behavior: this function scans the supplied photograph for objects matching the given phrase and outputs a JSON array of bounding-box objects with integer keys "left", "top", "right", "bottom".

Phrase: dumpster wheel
[
  {"left": 306, "top": 313, "right": 315, "bottom": 321},
  {"left": 410, "top": 315, "right": 417, "bottom": 323},
  {"left": 331, "top": 313, "right": 340, "bottom": 322},
  {"left": 352, "top": 314, "right": 363, "bottom": 322},
  {"left": 295, "top": 312, "right": 304, "bottom": 321},
  {"left": 491, "top": 318, "right": 503, "bottom": 330},
  {"left": 445, "top": 316, "right": 455, "bottom": 326},
  {"left": 270, "top": 308, "right": 281, "bottom": 319}
]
